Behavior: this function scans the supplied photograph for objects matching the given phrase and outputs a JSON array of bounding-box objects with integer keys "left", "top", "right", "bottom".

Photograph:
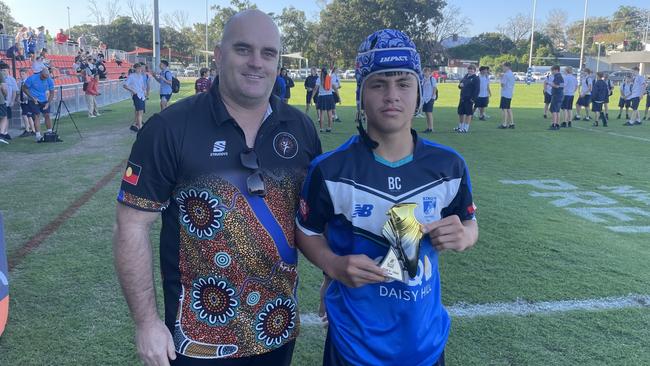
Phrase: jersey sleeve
[
  {"left": 441, "top": 160, "right": 475, "bottom": 222},
  {"left": 296, "top": 163, "right": 334, "bottom": 236},
  {"left": 117, "top": 116, "right": 179, "bottom": 212}
]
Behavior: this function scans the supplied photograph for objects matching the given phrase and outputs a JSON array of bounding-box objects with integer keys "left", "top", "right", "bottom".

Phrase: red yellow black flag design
[{"left": 122, "top": 161, "right": 142, "bottom": 186}]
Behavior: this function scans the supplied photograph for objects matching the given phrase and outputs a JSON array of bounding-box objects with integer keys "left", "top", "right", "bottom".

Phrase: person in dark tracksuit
[
  {"left": 591, "top": 71, "right": 609, "bottom": 127},
  {"left": 548, "top": 65, "right": 564, "bottom": 130},
  {"left": 455, "top": 65, "right": 480, "bottom": 133}
]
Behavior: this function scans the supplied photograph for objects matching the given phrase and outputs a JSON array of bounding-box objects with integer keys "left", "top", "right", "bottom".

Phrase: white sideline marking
[
  {"left": 574, "top": 126, "right": 650, "bottom": 143},
  {"left": 299, "top": 294, "right": 650, "bottom": 325}
]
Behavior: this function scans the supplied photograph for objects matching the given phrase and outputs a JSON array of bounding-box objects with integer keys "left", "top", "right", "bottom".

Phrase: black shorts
[
  {"left": 499, "top": 97, "right": 512, "bottom": 110},
  {"left": 423, "top": 99, "right": 434, "bottom": 113},
  {"left": 577, "top": 95, "right": 591, "bottom": 107},
  {"left": 630, "top": 97, "right": 640, "bottom": 111},
  {"left": 132, "top": 95, "right": 145, "bottom": 111},
  {"left": 561, "top": 95, "right": 574, "bottom": 110},
  {"left": 333, "top": 91, "right": 340, "bottom": 104},
  {"left": 323, "top": 330, "right": 444, "bottom": 366},
  {"left": 172, "top": 340, "right": 295, "bottom": 366},
  {"left": 619, "top": 98, "right": 630, "bottom": 109},
  {"left": 543, "top": 92, "right": 552, "bottom": 104},
  {"left": 4, "top": 105, "right": 12, "bottom": 119},
  {"left": 20, "top": 103, "right": 33, "bottom": 117},
  {"left": 550, "top": 94, "right": 562, "bottom": 113},
  {"left": 591, "top": 101, "right": 603, "bottom": 112},
  {"left": 474, "top": 97, "right": 489, "bottom": 108},
  {"left": 160, "top": 94, "right": 172, "bottom": 102},
  {"left": 457, "top": 99, "right": 473, "bottom": 115},
  {"left": 306, "top": 90, "right": 314, "bottom": 104},
  {"left": 0, "top": 104, "right": 6, "bottom": 118},
  {"left": 28, "top": 100, "right": 50, "bottom": 115}
]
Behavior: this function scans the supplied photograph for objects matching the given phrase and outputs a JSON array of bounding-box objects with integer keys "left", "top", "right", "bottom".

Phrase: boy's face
[{"left": 363, "top": 72, "right": 418, "bottom": 135}]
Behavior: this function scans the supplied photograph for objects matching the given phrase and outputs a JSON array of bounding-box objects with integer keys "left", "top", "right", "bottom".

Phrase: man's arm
[
  {"left": 21, "top": 83, "right": 36, "bottom": 102},
  {"left": 296, "top": 230, "right": 386, "bottom": 288},
  {"left": 113, "top": 204, "right": 176, "bottom": 365}
]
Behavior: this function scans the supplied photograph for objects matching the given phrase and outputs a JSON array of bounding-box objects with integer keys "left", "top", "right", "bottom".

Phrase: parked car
[
  {"left": 608, "top": 70, "right": 635, "bottom": 84},
  {"left": 183, "top": 67, "right": 198, "bottom": 77},
  {"left": 343, "top": 69, "right": 356, "bottom": 79},
  {"left": 514, "top": 72, "right": 527, "bottom": 81}
]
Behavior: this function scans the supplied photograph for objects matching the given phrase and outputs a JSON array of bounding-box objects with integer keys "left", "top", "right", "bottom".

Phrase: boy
[
  {"left": 575, "top": 68, "right": 593, "bottom": 120},
  {"left": 627, "top": 66, "right": 647, "bottom": 126},
  {"left": 475, "top": 66, "right": 490, "bottom": 121},
  {"left": 617, "top": 76, "right": 632, "bottom": 120},
  {"left": 498, "top": 62, "right": 516, "bottom": 129},
  {"left": 152, "top": 60, "right": 173, "bottom": 110},
  {"left": 194, "top": 67, "right": 212, "bottom": 94},
  {"left": 421, "top": 66, "right": 438, "bottom": 133},
  {"left": 590, "top": 71, "right": 608, "bottom": 127},
  {"left": 548, "top": 65, "right": 564, "bottom": 130},
  {"left": 561, "top": 66, "right": 578, "bottom": 127},
  {"left": 456, "top": 64, "right": 479, "bottom": 133},
  {"left": 643, "top": 77, "right": 650, "bottom": 120},
  {"left": 122, "top": 62, "right": 146, "bottom": 132},
  {"left": 543, "top": 72, "right": 552, "bottom": 119},
  {"left": 296, "top": 29, "right": 478, "bottom": 366}
]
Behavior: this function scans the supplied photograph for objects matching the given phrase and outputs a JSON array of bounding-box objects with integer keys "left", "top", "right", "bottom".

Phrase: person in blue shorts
[
  {"left": 548, "top": 65, "right": 564, "bottom": 130},
  {"left": 296, "top": 29, "right": 479, "bottom": 366},
  {"left": 153, "top": 60, "right": 173, "bottom": 110}
]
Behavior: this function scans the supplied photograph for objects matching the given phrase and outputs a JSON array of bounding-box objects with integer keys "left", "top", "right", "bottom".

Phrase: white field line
[
  {"left": 574, "top": 126, "right": 650, "bottom": 143},
  {"left": 299, "top": 294, "right": 650, "bottom": 325}
]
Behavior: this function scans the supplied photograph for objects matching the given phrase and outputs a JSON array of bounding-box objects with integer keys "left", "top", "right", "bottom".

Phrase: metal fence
[{"left": 5, "top": 78, "right": 160, "bottom": 130}]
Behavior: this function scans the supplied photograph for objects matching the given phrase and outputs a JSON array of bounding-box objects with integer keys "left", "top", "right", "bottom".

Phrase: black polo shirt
[{"left": 117, "top": 81, "right": 321, "bottom": 359}]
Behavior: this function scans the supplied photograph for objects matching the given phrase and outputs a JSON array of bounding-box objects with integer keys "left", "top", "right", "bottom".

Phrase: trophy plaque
[{"left": 379, "top": 203, "right": 423, "bottom": 283}]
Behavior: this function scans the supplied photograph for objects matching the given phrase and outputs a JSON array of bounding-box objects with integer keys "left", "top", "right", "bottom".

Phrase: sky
[{"left": 3, "top": 0, "right": 649, "bottom": 38}]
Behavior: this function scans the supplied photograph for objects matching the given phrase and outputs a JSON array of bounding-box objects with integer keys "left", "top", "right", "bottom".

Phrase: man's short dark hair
[
  {"left": 503, "top": 62, "right": 511, "bottom": 68},
  {"left": 161, "top": 60, "right": 169, "bottom": 67}
]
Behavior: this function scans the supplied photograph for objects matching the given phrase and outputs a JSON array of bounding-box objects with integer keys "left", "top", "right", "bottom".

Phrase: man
[
  {"left": 498, "top": 62, "right": 516, "bottom": 129},
  {"left": 591, "top": 71, "right": 608, "bottom": 127},
  {"left": 153, "top": 60, "right": 173, "bottom": 110},
  {"left": 22, "top": 67, "right": 54, "bottom": 142},
  {"left": 561, "top": 66, "right": 578, "bottom": 128},
  {"left": 548, "top": 65, "right": 564, "bottom": 130},
  {"left": 84, "top": 73, "right": 101, "bottom": 118},
  {"left": 455, "top": 64, "right": 479, "bottom": 133},
  {"left": 55, "top": 29, "right": 68, "bottom": 45},
  {"left": 331, "top": 66, "right": 342, "bottom": 122},
  {"left": 77, "top": 34, "right": 87, "bottom": 51},
  {"left": 575, "top": 68, "right": 593, "bottom": 121},
  {"left": 304, "top": 67, "right": 318, "bottom": 114},
  {"left": 122, "top": 62, "right": 147, "bottom": 132},
  {"left": 626, "top": 66, "right": 647, "bottom": 126},
  {"left": 113, "top": 10, "right": 321, "bottom": 366},
  {"left": 296, "top": 29, "right": 478, "bottom": 366},
  {"left": 542, "top": 72, "right": 552, "bottom": 119},
  {"left": 421, "top": 66, "right": 438, "bottom": 133},
  {"left": 475, "top": 66, "right": 490, "bottom": 121},
  {"left": 0, "top": 63, "right": 17, "bottom": 142},
  {"left": 194, "top": 68, "right": 212, "bottom": 94},
  {"left": 6, "top": 43, "right": 24, "bottom": 61}
]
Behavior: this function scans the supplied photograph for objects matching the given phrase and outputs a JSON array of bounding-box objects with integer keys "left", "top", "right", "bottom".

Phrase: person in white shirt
[
  {"left": 420, "top": 66, "right": 438, "bottom": 133},
  {"left": 575, "top": 68, "right": 593, "bottom": 121},
  {"left": 475, "top": 66, "right": 491, "bottom": 121},
  {"left": 314, "top": 67, "right": 335, "bottom": 132},
  {"left": 561, "top": 66, "right": 578, "bottom": 127},
  {"left": 643, "top": 77, "right": 650, "bottom": 120},
  {"left": 625, "top": 66, "right": 647, "bottom": 126},
  {"left": 603, "top": 73, "right": 613, "bottom": 120},
  {"left": 498, "top": 62, "right": 515, "bottom": 129},
  {"left": 330, "top": 66, "right": 342, "bottom": 122},
  {"left": 617, "top": 77, "right": 632, "bottom": 120},
  {"left": 122, "top": 63, "right": 147, "bottom": 132},
  {"left": 542, "top": 72, "right": 553, "bottom": 119}
]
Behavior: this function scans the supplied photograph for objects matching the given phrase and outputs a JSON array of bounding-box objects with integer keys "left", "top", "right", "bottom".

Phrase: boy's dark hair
[
  {"left": 551, "top": 65, "right": 560, "bottom": 71},
  {"left": 502, "top": 62, "right": 511, "bottom": 68},
  {"left": 161, "top": 60, "right": 169, "bottom": 67},
  {"left": 200, "top": 67, "right": 209, "bottom": 77}
]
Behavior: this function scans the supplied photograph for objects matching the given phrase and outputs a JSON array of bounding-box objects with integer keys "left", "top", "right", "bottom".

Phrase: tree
[
  {"left": 126, "top": 0, "right": 152, "bottom": 25},
  {"left": 428, "top": 3, "right": 471, "bottom": 45},
  {"left": 544, "top": 9, "right": 568, "bottom": 50},
  {"left": 497, "top": 13, "right": 531, "bottom": 43},
  {"left": 0, "top": 0, "right": 21, "bottom": 35},
  {"left": 611, "top": 6, "right": 645, "bottom": 40},
  {"left": 278, "top": 7, "right": 312, "bottom": 54},
  {"left": 163, "top": 10, "right": 190, "bottom": 31},
  {"left": 210, "top": 0, "right": 259, "bottom": 44},
  {"left": 87, "top": 0, "right": 122, "bottom": 25},
  {"left": 447, "top": 33, "right": 515, "bottom": 61},
  {"left": 565, "top": 17, "right": 611, "bottom": 53}
]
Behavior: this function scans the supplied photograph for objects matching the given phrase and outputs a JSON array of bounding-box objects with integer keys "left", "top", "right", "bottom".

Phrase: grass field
[{"left": 1, "top": 79, "right": 650, "bottom": 365}]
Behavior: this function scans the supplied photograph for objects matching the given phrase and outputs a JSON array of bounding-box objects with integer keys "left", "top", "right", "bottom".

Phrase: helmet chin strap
[{"left": 356, "top": 109, "right": 379, "bottom": 149}]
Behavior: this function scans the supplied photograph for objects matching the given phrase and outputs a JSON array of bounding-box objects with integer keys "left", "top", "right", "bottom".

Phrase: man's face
[
  {"left": 468, "top": 68, "right": 476, "bottom": 75},
  {"left": 363, "top": 72, "right": 418, "bottom": 135},
  {"left": 311, "top": 68, "right": 316, "bottom": 76},
  {"left": 216, "top": 13, "right": 280, "bottom": 104},
  {"left": 40, "top": 70, "right": 49, "bottom": 80}
]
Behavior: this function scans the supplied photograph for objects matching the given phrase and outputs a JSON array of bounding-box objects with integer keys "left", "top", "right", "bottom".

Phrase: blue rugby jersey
[{"left": 297, "top": 133, "right": 475, "bottom": 366}]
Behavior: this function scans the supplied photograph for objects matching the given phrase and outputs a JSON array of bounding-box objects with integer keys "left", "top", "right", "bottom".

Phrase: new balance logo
[
  {"left": 379, "top": 56, "right": 408, "bottom": 63},
  {"left": 352, "top": 204, "right": 374, "bottom": 218},
  {"left": 210, "top": 141, "right": 228, "bottom": 157}
]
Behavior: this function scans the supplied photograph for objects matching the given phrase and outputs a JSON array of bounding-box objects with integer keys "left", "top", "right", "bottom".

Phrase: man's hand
[
  {"left": 421, "top": 215, "right": 477, "bottom": 252},
  {"left": 135, "top": 319, "right": 176, "bottom": 366},
  {"left": 325, "top": 254, "right": 386, "bottom": 288}
]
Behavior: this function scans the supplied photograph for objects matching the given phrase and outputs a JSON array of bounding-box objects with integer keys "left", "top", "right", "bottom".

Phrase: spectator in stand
[
  {"left": 26, "top": 34, "right": 37, "bottom": 61},
  {"left": 45, "top": 29, "right": 52, "bottom": 43},
  {"left": 98, "top": 41, "right": 107, "bottom": 55},
  {"left": 0, "top": 22, "right": 4, "bottom": 35},
  {"left": 36, "top": 26, "right": 46, "bottom": 52},
  {"left": 22, "top": 67, "right": 55, "bottom": 142},
  {"left": 152, "top": 60, "right": 173, "bottom": 110},
  {"left": 85, "top": 73, "right": 101, "bottom": 118},
  {"left": 0, "top": 68, "right": 9, "bottom": 144},
  {"left": 0, "top": 63, "right": 18, "bottom": 141},
  {"left": 6, "top": 43, "right": 25, "bottom": 61},
  {"left": 122, "top": 62, "right": 146, "bottom": 132},
  {"left": 77, "top": 34, "right": 88, "bottom": 51},
  {"left": 17, "top": 68, "right": 36, "bottom": 137},
  {"left": 16, "top": 26, "right": 29, "bottom": 53},
  {"left": 304, "top": 67, "right": 317, "bottom": 114},
  {"left": 280, "top": 67, "right": 294, "bottom": 103},
  {"left": 194, "top": 67, "right": 211, "bottom": 94},
  {"left": 95, "top": 54, "right": 107, "bottom": 80},
  {"left": 55, "top": 28, "right": 69, "bottom": 45},
  {"left": 115, "top": 53, "right": 123, "bottom": 67},
  {"left": 118, "top": 72, "right": 127, "bottom": 80}
]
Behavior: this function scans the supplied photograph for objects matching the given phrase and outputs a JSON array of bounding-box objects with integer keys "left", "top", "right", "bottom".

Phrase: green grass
[{"left": 1, "top": 80, "right": 649, "bottom": 365}]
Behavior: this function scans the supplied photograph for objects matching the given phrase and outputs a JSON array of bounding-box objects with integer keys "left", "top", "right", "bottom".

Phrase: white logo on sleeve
[{"left": 210, "top": 141, "right": 228, "bottom": 157}]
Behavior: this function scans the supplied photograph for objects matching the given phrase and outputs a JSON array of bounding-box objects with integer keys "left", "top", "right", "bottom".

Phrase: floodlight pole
[
  {"left": 578, "top": 0, "right": 588, "bottom": 85},
  {"left": 595, "top": 42, "right": 602, "bottom": 72},
  {"left": 527, "top": 0, "right": 537, "bottom": 69},
  {"left": 67, "top": 7, "right": 71, "bottom": 38},
  {"left": 205, "top": 0, "right": 209, "bottom": 67},
  {"left": 153, "top": 0, "right": 160, "bottom": 71}
]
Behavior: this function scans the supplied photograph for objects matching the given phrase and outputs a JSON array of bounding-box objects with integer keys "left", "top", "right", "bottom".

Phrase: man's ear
[{"left": 213, "top": 45, "right": 221, "bottom": 69}]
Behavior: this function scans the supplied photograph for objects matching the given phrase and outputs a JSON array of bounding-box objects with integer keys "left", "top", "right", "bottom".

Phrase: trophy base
[{"left": 379, "top": 247, "right": 407, "bottom": 282}]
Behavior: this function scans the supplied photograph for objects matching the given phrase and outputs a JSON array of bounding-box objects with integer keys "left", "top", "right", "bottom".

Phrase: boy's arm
[{"left": 421, "top": 216, "right": 478, "bottom": 252}]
